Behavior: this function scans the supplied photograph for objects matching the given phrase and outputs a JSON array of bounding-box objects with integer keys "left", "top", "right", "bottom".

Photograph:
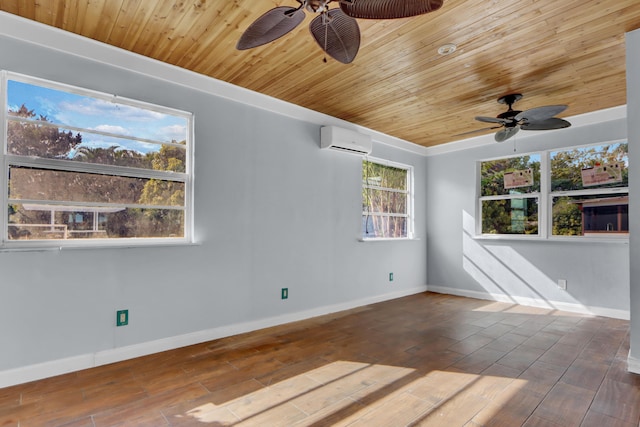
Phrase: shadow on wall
[{"left": 461, "top": 210, "right": 584, "bottom": 311}]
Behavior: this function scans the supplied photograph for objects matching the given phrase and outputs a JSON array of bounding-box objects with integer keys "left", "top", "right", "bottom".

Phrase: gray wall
[
  {"left": 426, "top": 118, "right": 630, "bottom": 316},
  {"left": 627, "top": 28, "right": 640, "bottom": 370},
  {"left": 0, "top": 29, "right": 427, "bottom": 376}
]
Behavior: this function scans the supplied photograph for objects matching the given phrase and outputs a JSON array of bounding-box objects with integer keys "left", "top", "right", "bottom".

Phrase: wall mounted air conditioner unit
[{"left": 320, "top": 126, "right": 372, "bottom": 155}]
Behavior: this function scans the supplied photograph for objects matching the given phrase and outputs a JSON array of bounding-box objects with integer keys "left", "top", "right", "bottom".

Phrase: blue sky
[
  {"left": 551, "top": 142, "right": 628, "bottom": 167},
  {"left": 8, "top": 80, "right": 188, "bottom": 154}
]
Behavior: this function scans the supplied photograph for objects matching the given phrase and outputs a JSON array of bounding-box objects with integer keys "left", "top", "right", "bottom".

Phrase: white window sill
[
  {"left": 359, "top": 237, "right": 421, "bottom": 242},
  {"left": 474, "top": 234, "right": 628, "bottom": 244},
  {"left": 0, "top": 239, "right": 201, "bottom": 252}
]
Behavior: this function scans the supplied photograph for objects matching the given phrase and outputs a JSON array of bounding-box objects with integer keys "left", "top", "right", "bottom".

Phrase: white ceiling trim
[
  {"left": 0, "top": 11, "right": 428, "bottom": 157},
  {"left": 0, "top": 12, "right": 626, "bottom": 158},
  {"left": 424, "top": 105, "right": 627, "bottom": 157}
]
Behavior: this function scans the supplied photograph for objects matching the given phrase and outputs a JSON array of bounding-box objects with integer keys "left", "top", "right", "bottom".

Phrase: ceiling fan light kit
[
  {"left": 237, "top": 0, "right": 444, "bottom": 64},
  {"left": 473, "top": 93, "right": 571, "bottom": 142}
]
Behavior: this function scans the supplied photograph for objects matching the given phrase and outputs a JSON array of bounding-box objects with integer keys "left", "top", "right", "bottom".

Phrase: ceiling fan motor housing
[
  {"left": 498, "top": 93, "right": 523, "bottom": 106},
  {"left": 495, "top": 93, "right": 523, "bottom": 122},
  {"left": 497, "top": 110, "right": 521, "bottom": 120}
]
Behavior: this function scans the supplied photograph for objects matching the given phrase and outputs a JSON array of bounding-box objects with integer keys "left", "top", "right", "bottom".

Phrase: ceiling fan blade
[
  {"left": 515, "top": 105, "right": 568, "bottom": 122},
  {"left": 520, "top": 117, "right": 572, "bottom": 130},
  {"left": 310, "top": 9, "right": 360, "bottom": 64},
  {"left": 495, "top": 126, "right": 520, "bottom": 142},
  {"left": 475, "top": 116, "right": 508, "bottom": 125},
  {"left": 339, "top": 0, "right": 443, "bottom": 19},
  {"left": 237, "top": 7, "right": 305, "bottom": 50}
]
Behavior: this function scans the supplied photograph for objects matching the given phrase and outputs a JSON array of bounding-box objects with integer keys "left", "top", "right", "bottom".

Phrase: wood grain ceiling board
[{"left": 2, "top": 0, "right": 640, "bottom": 147}]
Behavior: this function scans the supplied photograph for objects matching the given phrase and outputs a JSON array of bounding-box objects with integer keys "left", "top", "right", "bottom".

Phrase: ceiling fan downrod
[
  {"left": 301, "top": 0, "right": 331, "bottom": 13},
  {"left": 496, "top": 93, "right": 523, "bottom": 121}
]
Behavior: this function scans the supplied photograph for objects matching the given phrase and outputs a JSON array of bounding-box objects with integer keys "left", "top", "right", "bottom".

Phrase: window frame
[
  {"left": 547, "top": 140, "right": 628, "bottom": 240},
  {"left": 361, "top": 156, "right": 414, "bottom": 241},
  {"left": 477, "top": 139, "right": 628, "bottom": 241},
  {"left": 476, "top": 152, "right": 543, "bottom": 238},
  {"left": 1, "top": 71, "right": 194, "bottom": 249}
]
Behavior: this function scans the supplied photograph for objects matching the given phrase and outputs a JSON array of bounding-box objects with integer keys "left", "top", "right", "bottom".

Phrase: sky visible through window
[
  {"left": 7, "top": 80, "right": 187, "bottom": 155},
  {"left": 550, "top": 143, "right": 629, "bottom": 167}
]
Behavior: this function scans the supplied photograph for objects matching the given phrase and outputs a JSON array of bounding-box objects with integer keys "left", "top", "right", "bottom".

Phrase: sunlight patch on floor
[{"left": 179, "top": 361, "right": 528, "bottom": 426}]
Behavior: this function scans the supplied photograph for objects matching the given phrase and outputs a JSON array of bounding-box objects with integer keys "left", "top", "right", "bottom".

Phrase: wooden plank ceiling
[{"left": 2, "top": 0, "right": 640, "bottom": 148}]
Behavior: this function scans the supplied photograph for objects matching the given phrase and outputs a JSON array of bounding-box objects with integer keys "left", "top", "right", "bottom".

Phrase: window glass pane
[
  {"left": 362, "top": 215, "right": 407, "bottom": 238},
  {"left": 480, "top": 155, "right": 540, "bottom": 196},
  {"left": 481, "top": 198, "right": 539, "bottom": 235},
  {"left": 7, "top": 122, "right": 186, "bottom": 172},
  {"left": 363, "top": 161, "right": 407, "bottom": 190},
  {"left": 362, "top": 159, "right": 411, "bottom": 239},
  {"left": 8, "top": 204, "right": 184, "bottom": 240},
  {"left": 550, "top": 142, "right": 628, "bottom": 191},
  {"left": 9, "top": 167, "right": 184, "bottom": 206},
  {"left": 7, "top": 80, "right": 187, "bottom": 144},
  {"left": 552, "top": 194, "right": 628, "bottom": 236},
  {"left": 3, "top": 75, "right": 191, "bottom": 245},
  {"left": 362, "top": 189, "right": 407, "bottom": 215}
]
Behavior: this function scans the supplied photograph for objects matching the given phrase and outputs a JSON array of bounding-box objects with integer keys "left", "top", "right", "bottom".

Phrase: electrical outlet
[
  {"left": 557, "top": 279, "right": 567, "bottom": 290},
  {"left": 116, "top": 309, "right": 128, "bottom": 326},
  {"left": 281, "top": 288, "right": 288, "bottom": 300},
  {"left": 389, "top": 272, "right": 394, "bottom": 282}
]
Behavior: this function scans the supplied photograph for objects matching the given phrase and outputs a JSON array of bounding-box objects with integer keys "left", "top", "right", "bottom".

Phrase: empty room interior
[{"left": 1, "top": 1, "right": 640, "bottom": 426}]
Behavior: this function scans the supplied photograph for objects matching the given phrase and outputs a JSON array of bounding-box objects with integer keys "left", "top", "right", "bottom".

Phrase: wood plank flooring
[{"left": 1, "top": 292, "right": 638, "bottom": 426}]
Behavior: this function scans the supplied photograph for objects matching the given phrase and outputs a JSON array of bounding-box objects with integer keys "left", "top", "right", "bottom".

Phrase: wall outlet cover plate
[{"left": 116, "top": 309, "right": 129, "bottom": 326}]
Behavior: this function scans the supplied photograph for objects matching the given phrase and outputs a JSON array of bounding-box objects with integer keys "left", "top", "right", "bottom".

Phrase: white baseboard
[
  {"left": 628, "top": 354, "right": 640, "bottom": 375},
  {"left": 0, "top": 285, "right": 427, "bottom": 388},
  {"left": 427, "top": 285, "right": 630, "bottom": 320},
  {"left": 0, "top": 355, "right": 97, "bottom": 390}
]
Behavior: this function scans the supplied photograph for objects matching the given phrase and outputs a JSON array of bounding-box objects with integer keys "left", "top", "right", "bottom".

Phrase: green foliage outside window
[
  {"left": 362, "top": 160, "right": 409, "bottom": 238},
  {"left": 551, "top": 197, "right": 582, "bottom": 236},
  {"left": 7, "top": 105, "right": 82, "bottom": 158},
  {"left": 479, "top": 142, "right": 628, "bottom": 237},
  {"left": 5, "top": 83, "right": 189, "bottom": 242},
  {"left": 481, "top": 199, "right": 539, "bottom": 235},
  {"left": 480, "top": 155, "right": 540, "bottom": 197},
  {"left": 550, "top": 143, "right": 628, "bottom": 191},
  {"left": 480, "top": 155, "right": 540, "bottom": 235},
  {"left": 551, "top": 143, "right": 628, "bottom": 236}
]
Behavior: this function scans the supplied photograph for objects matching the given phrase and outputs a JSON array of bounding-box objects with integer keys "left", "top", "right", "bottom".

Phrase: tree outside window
[
  {"left": 3, "top": 73, "right": 192, "bottom": 246},
  {"left": 362, "top": 159, "right": 412, "bottom": 239},
  {"left": 550, "top": 142, "right": 628, "bottom": 236},
  {"left": 479, "top": 154, "right": 540, "bottom": 235},
  {"left": 477, "top": 141, "right": 628, "bottom": 239}
]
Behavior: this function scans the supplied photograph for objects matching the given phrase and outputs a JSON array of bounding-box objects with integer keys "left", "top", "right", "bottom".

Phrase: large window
[
  {"left": 362, "top": 158, "right": 413, "bottom": 239},
  {"left": 2, "top": 72, "right": 193, "bottom": 247},
  {"left": 478, "top": 141, "right": 628, "bottom": 239},
  {"left": 550, "top": 142, "right": 628, "bottom": 236},
  {"left": 479, "top": 154, "right": 541, "bottom": 235}
]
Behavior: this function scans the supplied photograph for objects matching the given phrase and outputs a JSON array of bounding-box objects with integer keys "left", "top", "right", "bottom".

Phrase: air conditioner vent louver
[{"left": 320, "top": 126, "right": 372, "bottom": 155}]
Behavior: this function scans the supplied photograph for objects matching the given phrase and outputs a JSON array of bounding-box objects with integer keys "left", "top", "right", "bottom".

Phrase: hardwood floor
[{"left": 1, "top": 292, "right": 638, "bottom": 426}]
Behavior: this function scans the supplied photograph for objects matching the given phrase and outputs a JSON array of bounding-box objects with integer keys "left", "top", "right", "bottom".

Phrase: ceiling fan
[
  {"left": 472, "top": 93, "right": 571, "bottom": 142},
  {"left": 236, "top": 0, "right": 444, "bottom": 64}
]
